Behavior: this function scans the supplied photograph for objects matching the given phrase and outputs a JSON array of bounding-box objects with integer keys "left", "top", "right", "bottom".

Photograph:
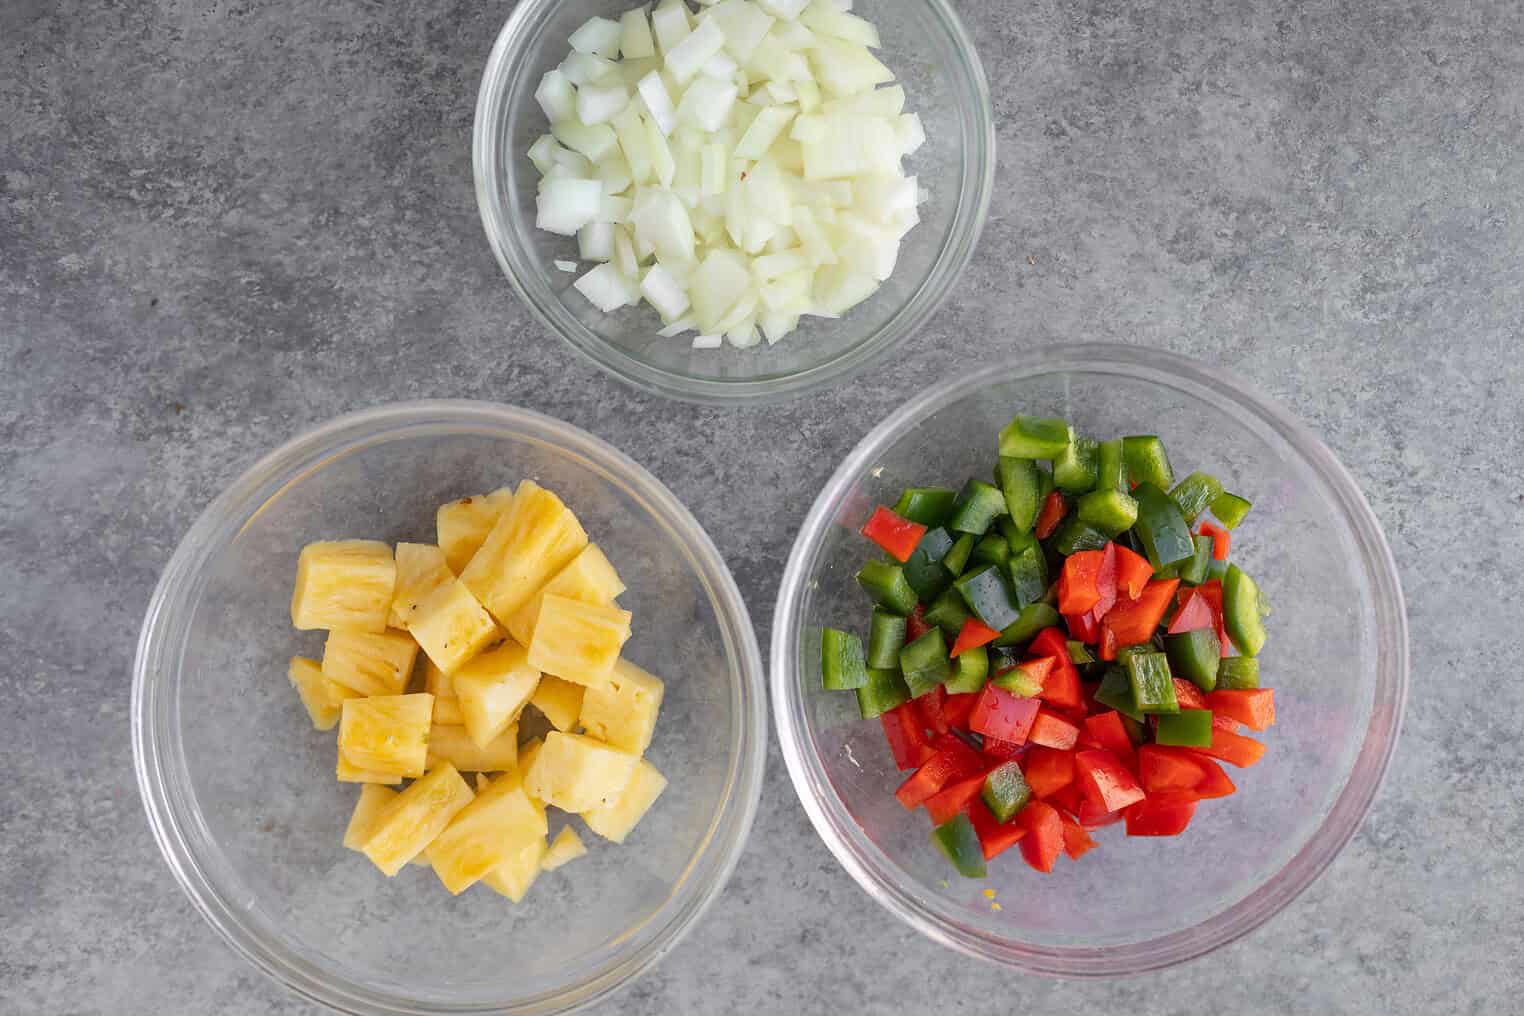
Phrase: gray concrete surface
[{"left": 3, "top": 0, "right": 1521, "bottom": 1012}]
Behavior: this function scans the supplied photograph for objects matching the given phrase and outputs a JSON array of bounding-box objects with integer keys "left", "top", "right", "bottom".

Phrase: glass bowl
[
  {"left": 473, "top": 0, "right": 995, "bottom": 404},
  {"left": 771, "top": 344, "right": 1408, "bottom": 976},
  {"left": 132, "top": 401, "right": 767, "bottom": 1013}
]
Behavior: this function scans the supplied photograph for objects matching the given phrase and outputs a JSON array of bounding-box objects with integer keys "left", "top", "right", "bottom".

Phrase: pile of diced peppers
[{"left": 820, "top": 416, "right": 1273, "bottom": 878}]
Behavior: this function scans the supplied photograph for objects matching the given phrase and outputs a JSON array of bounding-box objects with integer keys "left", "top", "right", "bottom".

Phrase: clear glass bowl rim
[
  {"left": 769, "top": 342, "right": 1409, "bottom": 977},
  {"left": 131, "top": 400, "right": 769, "bottom": 1014},
  {"left": 471, "top": 0, "right": 997, "bottom": 406}
]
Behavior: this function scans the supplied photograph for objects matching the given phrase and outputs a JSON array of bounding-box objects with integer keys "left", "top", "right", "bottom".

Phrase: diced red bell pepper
[
  {"left": 1046, "top": 780, "right": 1084, "bottom": 818},
  {"left": 1060, "top": 813, "right": 1098, "bottom": 860},
  {"left": 880, "top": 703, "right": 935, "bottom": 770},
  {"left": 860, "top": 506, "right": 928, "bottom": 563},
  {"left": 1078, "top": 711, "right": 1137, "bottom": 772},
  {"left": 1022, "top": 746, "right": 1075, "bottom": 798},
  {"left": 1167, "top": 589, "right": 1215, "bottom": 634},
  {"left": 950, "top": 617, "right": 1001, "bottom": 657},
  {"left": 1009, "top": 654, "right": 1055, "bottom": 694},
  {"left": 1197, "top": 521, "right": 1231, "bottom": 561},
  {"left": 1101, "top": 578, "right": 1180, "bottom": 647},
  {"left": 1188, "top": 726, "right": 1266, "bottom": 768},
  {"left": 894, "top": 735, "right": 985, "bottom": 808},
  {"left": 926, "top": 772, "right": 988, "bottom": 825},
  {"left": 1112, "top": 544, "right": 1153, "bottom": 599},
  {"left": 1058, "top": 549, "right": 1107, "bottom": 615},
  {"left": 1137, "top": 744, "right": 1208, "bottom": 794},
  {"left": 1077, "top": 798, "right": 1125, "bottom": 829},
  {"left": 1035, "top": 657, "right": 1083, "bottom": 713},
  {"left": 967, "top": 685, "right": 1042, "bottom": 744},
  {"left": 1028, "top": 709, "right": 1081, "bottom": 750},
  {"left": 1099, "top": 624, "right": 1119, "bottom": 661},
  {"left": 1094, "top": 542, "right": 1119, "bottom": 619},
  {"left": 943, "top": 692, "right": 978, "bottom": 731},
  {"left": 1028, "top": 628, "right": 1069, "bottom": 663},
  {"left": 1193, "top": 756, "right": 1237, "bottom": 798},
  {"left": 1124, "top": 793, "right": 1199, "bottom": 836},
  {"left": 1206, "top": 689, "right": 1276, "bottom": 731},
  {"left": 905, "top": 604, "right": 932, "bottom": 643},
  {"left": 981, "top": 735, "right": 1025, "bottom": 761},
  {"left": 1064, "top": 607, "right": 1101, "bottom": 643},
  {"left": 1172, "top": 678, "right": 1209, "bottom": 711},
  {"left": 1034, "top": 490, "right": 1067, "bottom": 539},
  {"left": 968, "top": 800, "right": 1028, "bottom": 860},
  {"left": 1015, "top": 800, "right": 1065, "bottom": 873},
  {"left": 1196, "top": 580, "right": 1232, "bottom": 656},
  {"left": 1211, "top": 712, "right": 1241, "bottom": 732},
  {"left": 1074, "top": 749, "right": 1147, "bottom": 813},
  {"left": 914, "top": 686, "right": 949, "bottom": 737}
]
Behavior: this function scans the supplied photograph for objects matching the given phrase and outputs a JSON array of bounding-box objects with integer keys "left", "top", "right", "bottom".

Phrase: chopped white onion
[
  {"left": 675, "top": 75, "right": 739, "bottom": 132},
  {"left": 554, "top": 259, "right": 580, "bottom": 273},
  {"left": 640, "top": 264, "right": 692, "bottom": 320},
  {"left": 535, "top": 70, "right": 577, "bottom": 124},
  {"left": 576, "top": 82, "right": 630, "bottom": 126},
  {"left": 708, "top": 0, "right": 775, "bottom": 60},
  {"left": 561, "top": 52, "right": 618, "bottom": 86},
  {"left": 637, "top": 72, "right": 678, "bottom": 135},
  {"left": 552, "top": 121, "right": 619, "bottom": 162},
  {"left": 650, "top": 2, "right": 693, "bottom": 53},
  {"left": 574, "top": 264, "right": 638, "bottom": 311},
  {"left": 691, "top": 333, "right": 723, "bottom": 349},
  {"left": 620, "top": 9, "right": 657, "bottom": 59},
  {"left": 658, "top": 315, "right": 697, "bottom": 336},
  {"left": 578, "top": 221, "right": 615, "bottom": 261},
  {"left": 570, "top": 17, "right": 624, "bottom": 59},
  {"left": 758, "top": 0, "right": 809, "bottom": 19},
  {"left": 536, "top": 178, "right": 603, "bottom": 235},
  {"left": 664, "top": 18, "right": 726, "bottom": 84}
]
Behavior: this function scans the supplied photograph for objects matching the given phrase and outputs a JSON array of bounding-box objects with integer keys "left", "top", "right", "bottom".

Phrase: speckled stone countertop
[{"left": 3, "top": 0, "right": 1521, "bottom": 1012}]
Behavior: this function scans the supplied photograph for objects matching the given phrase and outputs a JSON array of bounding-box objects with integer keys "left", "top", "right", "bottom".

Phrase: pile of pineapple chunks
[{"left": 286, "top": 480, "right": 667, "bottom": 902}]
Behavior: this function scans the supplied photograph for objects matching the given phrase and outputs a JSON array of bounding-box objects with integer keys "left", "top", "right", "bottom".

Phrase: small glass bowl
[
  {"left": 771, "top": 344, "right": 1408, "bottom": 976},
  {"left": 133, "top": 401, "right": 767, "bottom": 1013},
  {"left": 473, "top": 0, "right": 995, "bottom": 404}
]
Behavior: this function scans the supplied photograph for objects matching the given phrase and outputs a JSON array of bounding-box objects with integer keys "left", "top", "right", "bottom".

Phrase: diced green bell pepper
[
  {"left": 1067, "top": 640, "right": 1095, "bottom": 664},
  {"left": 1169, "top": 471, "right": 1223, "bottom": 524},
  {"left": 1051, "top": 517, "right": 1110, "bottom": 556},
  {"left": 867, "top": 609, "right": 908, "bottom": 669},
  {"left": 1096, "top": 438, "right": 1127, "bottom": 492},
  {"left": 1155, "top": 709, "right": 1214, "bottom": 747},
  {"left": 1174, "top": 535, "right": 1214, "bottom": 585},
  {"left": 856, "top": 667, "right": 912, "bottom": 718},
  {"left": 994, "top": 602, "right": 1062, "bottom": 646},
  {"left": 821, "top": 628, "right": 869, "bottom": 690},
  {"left": 947, "top": 479, "right": 1008, "bottom": 536},
  {"left": 1124, "top": 651, "right": 1179, "bottom": 714},
  {"left": 972, "top": 533, "right": 1011, "bottom": 568},
  {"left": 981, "top": 761, "right": 1031, "bottom": 823},
  {"left": 1095, "top": 666, "right": 1143, "bottom": 721},
  {"left": 1005, "top": 543, "right": 1047, "bottom": 610},
  {"left": 1131, "top": 482, "right": 1195, "bottom": 570},
  {"left": 944, "top": 533, "right": 975, "bottom": 575},
  {"left": 1122, "top": 435, "right": 1174, "bottom": 490},
  {"left": 892, "top": 487, "right": 959, "bottom": 527},
  {"left": 997, "top": 456, "right": 1042, "bottom": 533},
  {"left": 993, "top": 663, "right": 1043, "bottom": 697},
  {"left": 1076, "top": 488, "right": 1138, "bottom": 537},
  {"left": 923, "top": 587, "right": 971, "bottom": 635},
  {"left": 953, "top": 564, "right": 1021, "bottom": 631},
  {"left": 1164, "top": 627, "right": 1220, "bottom": 691},
  {"left": 1217, "top": 656, "right": 1261, "bottom": 689},
  {"left": 899, "top": 628, "right": 952, "bottom": 697},
  {"left": 1210, "top": 490, "right": 1253, "bottom": 529},
  {"left": 901, "top": 527, "right": 955, "bottom": 601},
  {"left": 931, "top": 813, "right": 987, "bottom": 878},
  {"left": 998, "top": 415, "right": 1072, "bottom": 460},
  {"left": 856, "top": 560, "right": 918, "bottom": 615},
  {"left": 1223, "top": 564, "right": 1267, "bottom": 656},
  {"left": 1053, "top": 436, "right": 1099, "bottom": 494},
  {"left": 944, "top": 644, "right": 989, "bottom": 694}
]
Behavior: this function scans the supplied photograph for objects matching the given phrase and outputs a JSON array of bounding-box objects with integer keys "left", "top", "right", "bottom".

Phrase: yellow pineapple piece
[
  {"left": 338, "top": 694, "right": 434, "bottom": 778},
  {"left": 582, "top": 758, "right": 668, "bottom": 844},
  {"left": 437, "top": 489, "right": 514, "bottom": 574},
  {"left": 524, "top": 731, "right": 638, "bottom": 813},
  {"left": 460, "top": 481, "right": 589, "bottom": 624},
  {"left": 421, "top": 656, "right": 464, "bottom": 723},
  {"left": 388, "top": 543, "right": 454, "bottom": 630},
  {"left": 579, "top": 658, "right": 665, "bottom": 755},
  {"left": 541, "top": 826, "right": 588, "bottom": 871},
  {"left": 504, "top": 544, "right": 627, "bottom": 645},
  {"left": 336, "top": 749, "right": 402, "bottom": 785},
  {"left": 433, "top": 697, "right": 465, "bottom": 725},
  {"left": 530, "top": 675, "right": 586, "bottom": 732},
  {"left": 342, "top": 784, "right": 397, "bottom": 850},
  {"left": 287, "top": 656, "right": 359, "bottom": 731},
  {"left": 425, "top": 771, "right": 550, "bottom": 894},
  {"left": 482, "top": 836, "right": 547, "bottom": 903},
  {"left": 452, "top": 642, "right": 541, "bottom": 748},
  {"left": 527, "top": 595, "right": 631, "bottom": 688},
  {"left": 359, "top": 762, "right": 474, "bottom": 876},
  {"left": 425, "top": 723, "right": 518, "bottom": 772},
  {"left": 321, "top": 628, "right": 419, "bottom": 697},
  {"left": 291, "top": 540, "right": 396, "bottom": 632},
  {"left": 408, "top": 579, "right": 500, "bottom": 675}
]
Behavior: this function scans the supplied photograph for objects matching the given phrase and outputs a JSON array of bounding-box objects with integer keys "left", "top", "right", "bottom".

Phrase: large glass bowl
[
  {"left": 473, "top": 0, "right": 995, "bottom": 404},
  {"left": 132, "top": 401, "right": 767, "bottom": 1013},
  {"left": 771, "top": 344, "right": 1407, "bottom": 976}
]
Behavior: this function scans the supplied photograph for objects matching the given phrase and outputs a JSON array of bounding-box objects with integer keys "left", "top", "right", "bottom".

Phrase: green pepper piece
[
  {"left": 901, "top": 527, "right": 955, "bottom": 601},
  {"left": 1125, "top": 651, "right": 1179, "bottom": 714},
  {"left": 1067, "top": 640, "right": 1095, "bottom": 664},
  {"left": 943, "top": 533, "right": 975, "bottom": 575},
  {"left": 1005, "top": 543, "right": 1047, "bottom": 610},
  {"left": 867, "top": 609, "right": 908, "bottom": 669},
  {"left": 1164, "top": 628, "right": 1220, "bottom": 691},
  {"left": 1210, "top": 490, "right": 1253, "bottom": 529},
  {"left": 944, "top": 644, "right": 989, "bottom": 694},
  {"left": 992, "top": 662, "right": 1043, "bottom": 697},
  {"left": 1176, "top": 535, "right": 1214, "bottom": 585},
  {"left": 1095, "top": 666, "right": 1143, "bottom": 721},
  {"left": 994, "top": 602, "right": 1061, "bottom": 646},
  {"left": 899, "top": 628, "right": 952, "bottom": 697},
  {"left": 997, "top": 457, "right": 1042, "bottom": 533},
  {"left": 1217, "top": 656, "right": 1261, "bottom": 690},
  {"left": 1131, "top": 482, "right": 1195, "bottom": 569},
  {"left": 1051, "top": 517, "right": 1110, "bottom": 556},
  {"left": 998, "top": 415, "right": 1072, "bottom": 460},
  {"left": 1155, "top": 709, "right": 1214, "bottom": 747},
  {"left": 981, "top": 761, "right": 1032, "bottom": 823},
  {"left": 1169, "top": 471, "right": 1223, "bottom": 524},
  {"left": 856, "top": 666, "right": 912, "bottom": 718},
  {"left": 856, "top": 560, "right": 918, "bottom": 615},
  {"left": 1223, "top": 564, "right": 1267, "bottom": 656},
  {"left": 923, "top": 587, "right": 972, "bottom": 635},
  {"left": 971, "top": 533, "right": 1011, "bottom": 568},
  {"left": 1053, "top": 436, "right": 1099, "bottom": 494},
  {"left": 947, "top": 479, "right": 1008, "bottom": 536},
  {"left": 930, "top": 813, "right": 987, "bottom": 878},
  {"left": 1206, "top": 555, "right": 1229, "bottom": 582},
  {"left": 892, "top": 487, "right": 959, "bottom": 527},
  {"left": 1122, "top": 435, "right": 1174, "bottom": 490},
  {"left": 1096, "top": 438, "right": 1128, "bottom": 492},
  {"left": 1076, "top": 488, "right": 1138, "bottom": 537},
  {"left": 1119, "top": 713, "right": 1148, "bottom": 745},
  {"left": 821, "top": 628, "right": 869, "bottom": 690},
  {"left": 953, "top": 564, "right": 1021, "bottom": 631}
]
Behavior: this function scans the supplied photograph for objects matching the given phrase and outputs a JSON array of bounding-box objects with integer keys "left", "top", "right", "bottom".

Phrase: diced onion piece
[
  {"left": 552, "top": 120, "right": 619, "bottom": 162},
  {"left": 760, "top": 267, "right": 814, "bottom": 311},
  {"left": 835, "top": 214, "right": 900, "bottom": 281},
  {"left": 570, "top": 16, "right": 624, "bottom": 59},
  {"left": 646, "top": 118, "right": 677, "bottom": 187},
  {"left": 631, "top": 188, "right": 695, "bottom": 263},
  {"left": 714, "top": 288, "right": 759, "bottom": 334},
  {"left": 813, "top": 262, "right": 878, "bottom": 315},
  {"left": 690, "top": 250, "right": 754, "bottom": 331},
  {"left": 562, "top": 52, "right": 618, "bottom": 86},
  {"left": 612, "top": 107, "right": 654, "bottom": 184},
  {"left": 620, "top": 9, "right": 656, "bottom": 59},
  {"left": 597, "top": 193, "right": 633, "bottom": 223},
  {"left": 554, "top": 260, "right": 579, "bottom": 273},
  {"left": 527, "top": 134, "right": 563, "bottom": 175},
  {"left": 726, "top": 321, "right": 761, "bottom": 348},
  {"left": 800, "top": 5, "right": 880, "bottom": 48},
  {"left": 895, "top": 112, "right": 926, "bottom": 156},
  {"left": 665, "top": 18, "right": 726, "bottom": 84},
  {"left": 794, "top": 78, "right": 822, "bottom": 113},
  {"left": 640, "top": 264, "right": 692, "bottom": 320},
  {"left": 650, "top": 1, "right": 693, "bottom": 53},
  {"left": 708, "top": 0, "right": 776, "bottom": 60},
  {"left": 691, "top": 333, "right": 723, "bottom": 349},
  {"left": 637, "top": 72, "right": 678, "bottom": 135},
  {"left": 797, "top": 114, "right": 899, "bottom": 179},
  {"left": 734, "top": 105, "right": 795, "bottom": 160},
  {"left": 574, "top": 264, "right": 638, "bottom": 311},
  {"left": 760, "top": 311, "right": 799, "bottom": 343},
  {"left": 823, "top": 84, "right": 904, "bottom": 118},
  {"left": 700, "top": 142, "right": 729, "bottom": 196},
  {"left": 535, "top": 70, "right": 577, "bottom": 124},
  {"left": 675, "top": 75, "right": 739, "bottom": 132},
  {"left": 808, "top": 38, "right": 892, "bottom": 97},
  {"left": 748, "top": 37, "right": 811, "bottom": 83},
  {"left": 752, "top": 249, "right": 809, "bottom": 280},
  {"left": 576, "top": 82, "right": 630, "bottom": 126},
  {"left": 851, "top": 173, "right": 918, "bottom": 223},
  {"left": 758, "top": 0, "right": 810, "bottom": 19},
  {"left": 770, "top": 19, "right": 817, "bottom": 49},
  {"left": 578, "top": 221, "right": 615, "bottom": 261},
  {"left": 658, "top": 315, "right": 697, "bottom": 336},
  {"left": 702, "top": 51, "right": 740, "bottom": 79},
  {"left": 536, "top": 178, "right": 603, "bottom": 235},
  {"left": 596, "top": 153, "right": 633, "bottom": 196},
  {"left": 789, "top": 204, "right": 838, "bottom": 265},
  {"left": 614, "top": 226, "right": 640, "bottom": 278}
]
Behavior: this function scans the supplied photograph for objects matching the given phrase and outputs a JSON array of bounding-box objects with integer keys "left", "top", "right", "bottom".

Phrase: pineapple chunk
[
  {"left": 359, "top": 762, "right": 474, "bottom": 876},
  {"left": 388, "top": 543, "right": 454, "bottom": 630},
  {"left": 433, "top": 696, "right": 465, "bottom": 725},
  {"left": 460, "top": 480, "right": 589, "bottom": 624},
  {"left": 408, "top": 579, "right": 500, "bottom": 675},
  {"left": 518, "top": 737, "right": 545, "bottom": 806},
  {"left": 287, "top": 656, "right": 359, "bottom": 731},
  {"left": 582, "top": 758, "right": 668, "bottom": 844},
  {"left": 453, "top": 642, "right": 541, "bottom": 748},
  {"left": 425, "top": 771, "right": 549, "bottom": 894},
  {"left": 336, "top": 749, "right": 402, "bottom": 785},
  {"left": 426, "top": 722, "right": 518, "bottom": 772},
  {"left": 531, "top": 675, "right": 586, "bottom": 732},
  {"left": 342, "top": 784, "right": 397, "bottom": 850},
  {"left": 482, "top": 836, "right": 547, "bottom": 903},
  {"left": 290, "top": 540, "right": 396, "bottom": 633},
  {"left": 321, "top": 628, "right": 419, "bottom": 697},
  {"left": 541, "top": 826, "right": 588, "bottom": 871},
  {"left": 338, "top": 694, "right": 434, "bottom": 778},
  {"left": 579, "top": 658, "right": 665, "bottom": 755},
  {"left": 524, "top": 731, "right": 638, "bottom": 813},
  {"left": 504, "top": 544, "right": 626, "bottom": 645},
  {"left": 527, "top": 595, "right": 631, "bottom": 688},
  {"left": 437, "top": 489, "right": 513, "bottom": 574}
]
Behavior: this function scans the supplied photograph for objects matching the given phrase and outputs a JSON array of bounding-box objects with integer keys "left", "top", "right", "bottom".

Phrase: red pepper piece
[
  {"left": 926, "top": 772, "right": 988, "bottom": 825},
  {"left": 1188, "top": 726, "right": 1266, "bottom": 768},
  {"left": 894, "top": 735, "right": 984, "bottom": 808},
  {"left": 949, "top": 617, "right": 1001, "bottom": 657},
  {"left": 1137, "top": 744, "right": 1208, "bottom": 793},
  {"left": 1099, "top": 623, "right": 1119, "bottom": 661},
  {"left": 943, "top": 691, "right": 978, "bottom": 731},
  {"left": 1112, "top": 544, "right": 1153, "bottom": 599},
  {"left": 905, "top": 604, "right": 932, "bottom": 643},
  {"left": 1028, "top": 709, "right": 1081, "bottom": 750},
  {"left": 1078, "top": 711, "right": 1138, "bottom": 772},
  {"left": 1173, "top": 678, "right": 1209, "bottom": 711},
  {"left": 1094, "top": 542, "right": 1119, "bottom": 620},
  {"left": 967, "top": 685, "right": 1042, "bottom": 744},
  {"left": 1211, "top": 712, "right": 1241, "bottom": 732},
  {"left": 1064, "top": 607, "right": 1101, "bottom": 643},
  {"left": 860, "top": 506, "right": 928, "bottom": 563},
  {"left": 1124, "top": 793, "right": 1200, "bottom": 836},
  {"left": 914, "top": 686, "right": 949, "bottom": 737},
  {"left": 1028, "top": 628, "right": 1069, "bottom": 662},
  {"left": 981, "top": 735, "right": 1025, "bottom": 761},
  {"left": 1167, "top": 589, "right": 1214, "bottom": 634},
  {"left": 1074, "top": 749, "right": 1147, "bottom": 813},
  {"left": 1060, "top": 813, "right": 1098, "bottom": 860},
  {"left": 1101, "top": 578, "right": 1180, "bottom": 647},
  {"left": 1022, "top": 746, "right": 1076, "bottom": 798},
  {"left": 1057, "top": 549, "right": 1107, "bottom": 615},
  {"left": 1034, "top": 490, "right": 1067, "bottom": 539},
  {"left": 1035, "top": 657, "right": 1082, "bottom": 713},
  {"left": 1193, "top": 756, "right": 1237, "bottom": 798},
  {"left": 1045, "top": 780, "right": 1084, "bottom": 818},
  {"left": 1015, "top": 800, "right": 1065, "bottom": 873},
  {"left": 880, "top": 703, "right": 935, "bottom": 770},
  {"left": 1196, "top": 580, "right": 1232, "bottom": 656},
  {"left": 1077, "top": 797, "right": 1124, "bottom": 829},
  {"left": 1206, "top": 689, "right": 1276, "bottom": 730},
  {"left": 1003, "top": 654, "right": 1054, "bottom": 694},
  {"left": 969, "top": 800, "right": 1028, "bottom": 860},
  {"left": 1197, "top": 521, "right": 1231, "bottom": 561}
]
